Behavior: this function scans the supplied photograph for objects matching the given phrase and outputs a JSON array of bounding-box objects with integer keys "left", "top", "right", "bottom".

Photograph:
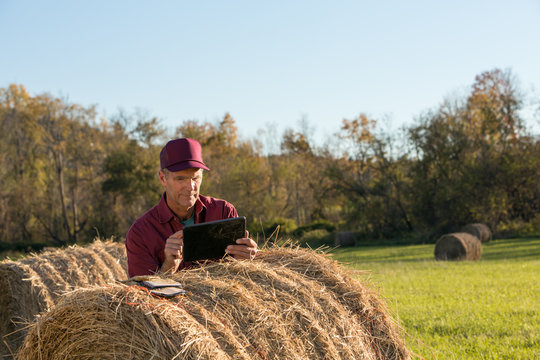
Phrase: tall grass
[{"left": 331, "top": 237, "right": 540, "bottom": 359}]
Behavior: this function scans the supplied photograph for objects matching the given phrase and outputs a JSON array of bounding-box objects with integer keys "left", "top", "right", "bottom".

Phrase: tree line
[{"left": 1, "top": 68, "right": 539, "bottom": 252}]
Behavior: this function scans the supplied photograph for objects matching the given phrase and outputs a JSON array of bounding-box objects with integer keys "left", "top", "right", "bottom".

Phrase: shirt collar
[{"left": 157, "top": 192, "right": 205, "bottom": 224}]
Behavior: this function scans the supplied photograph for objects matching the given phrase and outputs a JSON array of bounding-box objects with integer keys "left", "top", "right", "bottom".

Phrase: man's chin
[{"left": 178, "top": 197, "right": 197, "bottom": 208}]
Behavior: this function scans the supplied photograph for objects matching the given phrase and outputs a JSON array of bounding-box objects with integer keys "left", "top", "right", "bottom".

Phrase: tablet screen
[{"left": 182, "top": 216, "right": 246, "bottom": 262}]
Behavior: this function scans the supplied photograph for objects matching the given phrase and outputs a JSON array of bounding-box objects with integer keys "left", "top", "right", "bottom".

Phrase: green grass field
[{"left": 330, "top": 237, "right": 540, "bottom": 360}]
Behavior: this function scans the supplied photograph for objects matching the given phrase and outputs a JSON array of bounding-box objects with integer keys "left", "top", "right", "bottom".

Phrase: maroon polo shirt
[{"left": 125, "top": 193, "right": 238, "bottom": 277}]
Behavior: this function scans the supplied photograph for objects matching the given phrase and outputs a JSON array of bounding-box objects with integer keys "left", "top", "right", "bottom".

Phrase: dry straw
[
  {"left": 461, "top": 223, "right": 492, "bottom": 243},
  {"left": 434, "top": 232, "right": 482, "bottom": 261},
  {"left": 0, "top": 239, "right": 127, "bottom": 358},
  {"left": 16, "top": 246, "right": 410, "bottom": 360}
]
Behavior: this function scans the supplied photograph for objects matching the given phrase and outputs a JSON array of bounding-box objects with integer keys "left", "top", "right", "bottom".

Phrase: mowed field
[{"left": 330, "top": 237, "right": 540, "bottom": 360}]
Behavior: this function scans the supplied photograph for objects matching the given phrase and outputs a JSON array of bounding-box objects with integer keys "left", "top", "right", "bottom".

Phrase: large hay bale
[
  {"left": 16, "top": 247, "right": 410, "bottom": 360},
  {"left": 461, "top": 223, "right": 492, "bottom": 243},
  {"left": 0, "top": 239, "right": 128, "bottom": 358},
  {"left": 434, "top": 232, "right": 482, "bottom": 261},
  {"left": 91, "top": 238, "right": 129, "bottom": 275},
  {"left": 0, "top": 263, "right": 52, "bottom": 358},
  {"left": 334, "top": 231, "right": 356, "bottom": 247}
]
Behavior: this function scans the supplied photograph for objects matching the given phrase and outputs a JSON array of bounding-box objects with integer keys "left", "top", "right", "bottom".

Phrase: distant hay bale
[
  {"left": 434, "top": 232, "right": 482, "bottom": 261},
  {"left": 0, "top": 238, "right": 127, "bottom": 358},
  {"left": 334, "top": 231, "right": 356, "bottom": 247},
  {"left": 462, "top": 223, "right": 492, "bottom": 243},
  {"left": 16, "top": 247, "right": 410, "bottom": 360}
]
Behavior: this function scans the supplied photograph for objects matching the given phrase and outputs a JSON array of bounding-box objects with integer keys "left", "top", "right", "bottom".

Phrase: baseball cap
[{"left": 159, "top": 138, "right": 210, "bottom": 172}]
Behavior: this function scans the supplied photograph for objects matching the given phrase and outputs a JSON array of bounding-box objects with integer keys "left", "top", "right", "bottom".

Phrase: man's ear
[{"left": 158, "top": 170, "right": 167, "bottom": 187}]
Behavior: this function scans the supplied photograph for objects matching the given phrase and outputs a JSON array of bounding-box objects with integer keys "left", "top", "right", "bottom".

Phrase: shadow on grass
[{"left": 481, "top": 237, "right": 540, "bottom": 261}]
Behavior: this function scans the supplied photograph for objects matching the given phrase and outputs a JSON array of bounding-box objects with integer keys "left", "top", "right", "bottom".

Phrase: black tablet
[{"left": 182, "top": 216, "right": 246, "bottom": 262}]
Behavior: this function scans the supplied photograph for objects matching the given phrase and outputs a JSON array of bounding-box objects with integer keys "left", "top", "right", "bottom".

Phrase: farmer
[{"left": 125, "top": 138, "right": 258, "bottom": 277}]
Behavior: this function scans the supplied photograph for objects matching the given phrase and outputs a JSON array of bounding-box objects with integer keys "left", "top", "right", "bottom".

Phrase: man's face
[{"left": 159, "top": 167, "right": 203, "bottom": 214}]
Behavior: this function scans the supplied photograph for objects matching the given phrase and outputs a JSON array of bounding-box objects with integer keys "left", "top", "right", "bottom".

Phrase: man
[{"left": 125, "top": 138, "right": 258, "bottom": 277}]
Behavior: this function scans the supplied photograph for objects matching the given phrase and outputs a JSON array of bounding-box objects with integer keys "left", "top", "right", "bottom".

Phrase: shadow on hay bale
[
  {"left": 16, "top": 246, "right": 410, "bottom": 360},
  {"left": 0, "top": 239, "right": 127, "bottom": 359},
  {"left": 461, "top": 223, "right": 492, "bottom": 243},
  {"left": 434, "top": 232, "right": 482, "bottom": 261},
  {"left": 334, "top": 231, "right": 356, "bottom": 247}
]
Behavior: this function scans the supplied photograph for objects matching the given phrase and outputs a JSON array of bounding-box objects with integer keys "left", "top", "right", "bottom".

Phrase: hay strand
[{"left": 434, "top": 232, "right": 482, "bottom": 261}]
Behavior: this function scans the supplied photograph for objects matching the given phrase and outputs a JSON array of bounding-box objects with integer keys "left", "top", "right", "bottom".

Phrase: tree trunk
[
  {"left": 55, "top": 151, "right": 72, "bottom": 244},
  {"left": 71, "top": 163, "right": 79, "bottom": 243}
]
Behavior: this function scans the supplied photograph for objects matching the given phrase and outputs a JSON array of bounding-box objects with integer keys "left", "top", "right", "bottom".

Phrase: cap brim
[{"left": 166, "top": 160, "right": 210, "bottom": 172}]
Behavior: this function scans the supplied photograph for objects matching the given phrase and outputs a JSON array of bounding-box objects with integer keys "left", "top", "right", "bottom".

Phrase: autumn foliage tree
[
  {"left": 328, "top": 114, "right": 413, "bottom": 238},
  {"left": 1, "top": 68, "right": 539, "bottom": 251},
  {"left": 0, "top": 86, "right": 164, "bottom": 249},
  {"left": 407, "top": 69, "right": 540, "bottom": 235},
  {"left": 0, "top": 85, "right": 106, "bottom": 245}
]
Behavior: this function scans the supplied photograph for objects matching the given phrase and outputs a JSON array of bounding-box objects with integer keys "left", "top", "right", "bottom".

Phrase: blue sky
[{"left": 1, "top": 0, "right": 539, "bottom": 145}]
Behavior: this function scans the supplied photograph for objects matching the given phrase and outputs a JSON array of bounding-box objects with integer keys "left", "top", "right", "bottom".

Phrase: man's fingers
[
  {"left": 164, "top": 233, "right": 184, "bottom": 259},
  {"left": 165, "top": 242, "right": 182, "bottom": 251},
  {"left": 169, "top": 230, "right": 183, "bottom": 239},
  {"left": 166, "top": 232, "right": 184, "bottom": 247},
  {"left": 225, "top": 246, "right": 258, "bottom": 259},
  {"left": 235, "top": 238, "right": 257, "bottom": 247},
  {"left": 166, "top": 237, "right": 183, "bottom": 246},
  {"left": 226, "top": 237, "right": 258, "bottom": 260},
  {"left": 165, "top": 244, "right": 182, "bottom": 256}
]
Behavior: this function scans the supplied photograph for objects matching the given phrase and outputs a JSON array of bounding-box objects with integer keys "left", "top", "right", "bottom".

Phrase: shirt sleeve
[
  {"left": 125, "top": 222, "right": 160, "bottom": 277},
  {"left": 224, "top": 201, "right": 238, "bottom": 219}
]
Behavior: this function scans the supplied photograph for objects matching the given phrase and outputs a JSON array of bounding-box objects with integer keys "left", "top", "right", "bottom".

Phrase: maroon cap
[{"left": 160, "top": 138, "right": 210, "bottom": 172}]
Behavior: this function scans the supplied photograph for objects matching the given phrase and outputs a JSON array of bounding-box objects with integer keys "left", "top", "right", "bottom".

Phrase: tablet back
[{"left": 182, "top": 216, "right": 246, "bottom": 262}]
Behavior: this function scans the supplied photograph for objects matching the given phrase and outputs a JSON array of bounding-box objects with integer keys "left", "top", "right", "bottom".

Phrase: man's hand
[
  {"left": 160, "top": 230, "right": 183, "bottom": 273},
  {"left": 226, "top": 231, "right": 258, "bottom": 260}
]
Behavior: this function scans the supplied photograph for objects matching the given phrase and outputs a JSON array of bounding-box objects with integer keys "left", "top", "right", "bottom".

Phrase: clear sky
[{"left": 1, "top": 0, "right": 539, "bottom": 145}]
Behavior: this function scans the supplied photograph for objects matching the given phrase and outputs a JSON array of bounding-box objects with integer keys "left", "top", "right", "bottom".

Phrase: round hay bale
[
  {"left": 334, "top": 231, "right": 356, "bottom": 247},
  {"left": 434, "top": 232, "right": 482, "bottom": 261},
  {"left": 1, "top": 239, "right": 128, "bottom": 358},
  {"left": 89, "top": 238, "right": 129, "bottom": 276},
  {"left": 461, "top": 223, "right": 492, "bottom": 243},
  {"left": 257, "top": 245, "right": 406, "bottom": 358},
  {"left": 0, "top": 262, "right": 53, "bottom": 358},
  {"left": 17, "top": 247, "right": 410, "bottom": 360},
  {"left": 17, "top": 285, "right": 232, "bottom": 360}
]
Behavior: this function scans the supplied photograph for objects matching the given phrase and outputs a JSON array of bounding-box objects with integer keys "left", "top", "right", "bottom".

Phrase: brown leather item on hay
[
  {"left": 15, "top": 246, "right": 410, "bottom": 360},
  {"left": 434, "top": 232, "right": 482, "bottom": 261},
  {"left": 0, "top": 239, "right": 128, "bottom": 358},
  {"left": 461, "top": 223, "right": 492, "bottom": 243}
]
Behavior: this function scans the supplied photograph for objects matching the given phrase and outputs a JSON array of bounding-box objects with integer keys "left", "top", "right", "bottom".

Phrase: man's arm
[{"left": 125, "top": 224, "right": 161, "bottom": 277}]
